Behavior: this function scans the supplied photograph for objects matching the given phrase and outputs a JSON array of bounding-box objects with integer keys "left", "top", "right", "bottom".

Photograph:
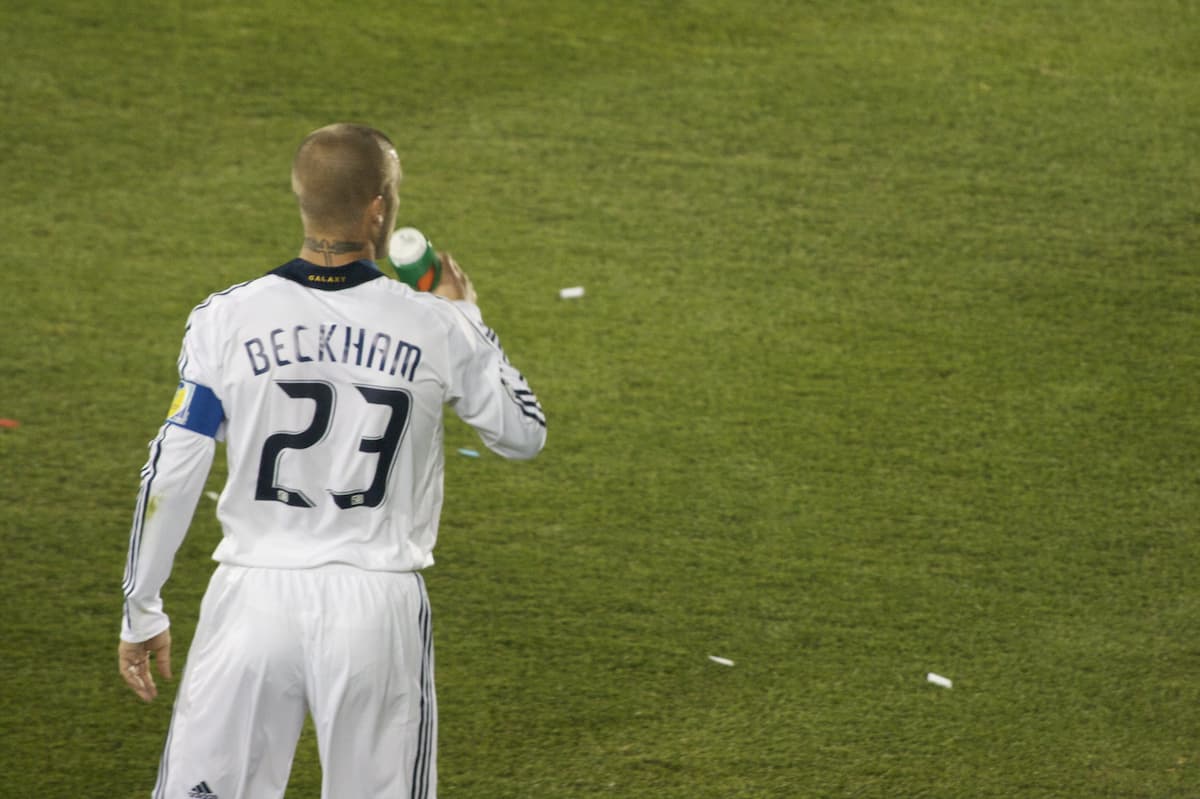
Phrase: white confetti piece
[
  {"left": 926, "top": 672, "right": 953, "bottom": 689},
  {"left": 457, "top": 448, "right": 480, "bottom": 458},
  {"left": 558, "top": 286, "right": 585, "bottom": 300},
  {"left": 204, "top": 491, "right": 219, "bottom": 501},
  {"left": 708, "top": 655, "right": 735, "bottom": 667}
]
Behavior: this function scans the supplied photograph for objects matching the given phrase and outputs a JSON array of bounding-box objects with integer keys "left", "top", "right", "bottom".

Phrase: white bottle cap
[{"left": 388, "top": 227, "right": 431, "bottom": 267}]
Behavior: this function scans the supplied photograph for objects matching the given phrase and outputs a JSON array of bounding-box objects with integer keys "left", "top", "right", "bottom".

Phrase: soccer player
[{"left": 117, "top": 123, "right": 546, "bottom": 798}]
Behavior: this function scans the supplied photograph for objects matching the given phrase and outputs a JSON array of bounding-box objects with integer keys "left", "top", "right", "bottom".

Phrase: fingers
[
  {"left": 455, "top": 258, "right": 477, "bottom": 305},
  {"left": 432, "top": 252, "right": 463, "bottom": 299},
  {"left": 119, "top": 648, "right": 158, "bottom": 702},
  {"left": 432, "top": 252, "right": 477, "bottom": 304},
  {"left": 156, "top": 640, "right": 173, "bottom": 682},
  {"left": 118, "top": 631, "right": 172, "bottom": 702},
  {"left": 445, "top": 255, "right": 476, "bottom": 304}
]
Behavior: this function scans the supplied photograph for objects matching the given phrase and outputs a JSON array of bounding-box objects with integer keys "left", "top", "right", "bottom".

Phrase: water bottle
[{"left": 386, "top": 227, "right": 442, "bottom": 291}]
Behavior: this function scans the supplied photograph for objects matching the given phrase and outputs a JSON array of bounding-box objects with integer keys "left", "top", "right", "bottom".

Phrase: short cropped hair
[{"left": 292, "top": 123, "right": 398, "bottom": 234}]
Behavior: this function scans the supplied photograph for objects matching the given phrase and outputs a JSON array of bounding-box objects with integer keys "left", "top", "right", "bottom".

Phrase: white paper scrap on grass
[
  {"left": 457, "top": 448, "right": 481, "bottom": 458},
  {"left": 204, "top": 491, "right": 219, "bottom": 501},
  {"left": 559, "top": 286, "right": 585, "bottom": 299},
  {"left": 926, "top": 672, "right": 953, "bottom": 689},
  {"left": 708, "top": 655, "right": 735, "bottom": 667}
]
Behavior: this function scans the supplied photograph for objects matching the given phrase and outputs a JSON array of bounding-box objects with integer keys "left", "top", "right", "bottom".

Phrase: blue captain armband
[{"left": 165, "top": 380, "right": 224, "bottom": 438}]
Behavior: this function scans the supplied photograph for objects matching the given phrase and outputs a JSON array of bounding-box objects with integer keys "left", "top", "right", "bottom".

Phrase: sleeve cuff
[{"left": 120, "top": 601, "right": 170, "bottom": 643}]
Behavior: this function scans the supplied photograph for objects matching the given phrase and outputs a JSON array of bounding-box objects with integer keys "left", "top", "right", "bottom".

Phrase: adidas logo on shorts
[{"left": 188, "top": 782, "right": 218, "bottom": 799}]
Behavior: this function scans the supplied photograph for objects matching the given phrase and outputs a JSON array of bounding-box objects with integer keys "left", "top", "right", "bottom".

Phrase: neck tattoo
[{"left": 305, "top": 237, "right": 365, "bottom": 266}]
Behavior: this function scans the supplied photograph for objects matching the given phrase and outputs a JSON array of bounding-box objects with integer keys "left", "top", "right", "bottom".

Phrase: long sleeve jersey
[{"left": 121, "top": 258, "right": 546, "bottom": 642}]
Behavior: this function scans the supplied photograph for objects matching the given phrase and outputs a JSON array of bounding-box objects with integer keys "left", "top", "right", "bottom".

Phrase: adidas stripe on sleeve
[
  {"left": 444, "top": 300, "right": 546, "bottom": 460},
  {"left": 121, "top": 308, "right": 225, "bottom": 643}
]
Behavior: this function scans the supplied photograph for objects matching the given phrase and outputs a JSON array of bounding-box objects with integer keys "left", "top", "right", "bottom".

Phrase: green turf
[{"left": 2, "top": 1, "right": 1199, "bottom": 796}]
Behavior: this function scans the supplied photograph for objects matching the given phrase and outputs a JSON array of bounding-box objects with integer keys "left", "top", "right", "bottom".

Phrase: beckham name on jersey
[{"left": 243, "top": 323, "right": 422, "bottom": 381}]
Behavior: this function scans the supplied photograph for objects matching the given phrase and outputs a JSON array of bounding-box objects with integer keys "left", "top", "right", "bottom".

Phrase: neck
[{"left": 299, "top": 234, "right": 376, "bottom": 267}]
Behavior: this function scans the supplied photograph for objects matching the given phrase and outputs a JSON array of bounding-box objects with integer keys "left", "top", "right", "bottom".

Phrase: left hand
[
  {"left": 432, "top": 252, "right": 477, "bottom": 305},
  {"left": 118, "top": 629, "right": 173, "bottom": 702}
]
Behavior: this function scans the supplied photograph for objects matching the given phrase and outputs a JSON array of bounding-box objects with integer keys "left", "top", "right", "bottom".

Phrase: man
[{"left": 118, "top": 123, "right": 546, "bottom": 798}]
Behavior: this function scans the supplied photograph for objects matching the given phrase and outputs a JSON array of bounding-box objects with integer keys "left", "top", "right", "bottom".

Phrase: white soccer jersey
[{"left": 121, "top": 258, "right": 546, "bottom": 642}]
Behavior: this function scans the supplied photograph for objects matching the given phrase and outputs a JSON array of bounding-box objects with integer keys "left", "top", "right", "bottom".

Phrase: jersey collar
[{"left": 272, "top": 258, "right": 385, "bottom": 291}]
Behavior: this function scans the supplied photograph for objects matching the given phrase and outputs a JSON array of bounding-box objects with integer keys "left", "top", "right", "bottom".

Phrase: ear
[{"left": 368, "top": 194, "right": 385, "bottom": 224}]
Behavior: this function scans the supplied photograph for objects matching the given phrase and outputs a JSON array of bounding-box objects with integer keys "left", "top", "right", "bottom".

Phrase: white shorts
[{"left": 151, "top": 564, "right": 436, "bottom": 799}]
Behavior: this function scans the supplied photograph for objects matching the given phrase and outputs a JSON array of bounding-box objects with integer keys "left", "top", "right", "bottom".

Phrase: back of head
[{"left": 292, "top": 123, "right": 398, "bottom": 236}]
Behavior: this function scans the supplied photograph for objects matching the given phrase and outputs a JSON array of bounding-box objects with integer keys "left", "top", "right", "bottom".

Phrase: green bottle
[{"left": 386, "top": 227, "right": 442, "bottom": 292}]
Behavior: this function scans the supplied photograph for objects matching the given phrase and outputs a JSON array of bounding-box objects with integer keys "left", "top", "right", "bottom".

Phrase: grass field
[{"left": 2, "top": 1, "right": 1199, "bottom": 796}]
